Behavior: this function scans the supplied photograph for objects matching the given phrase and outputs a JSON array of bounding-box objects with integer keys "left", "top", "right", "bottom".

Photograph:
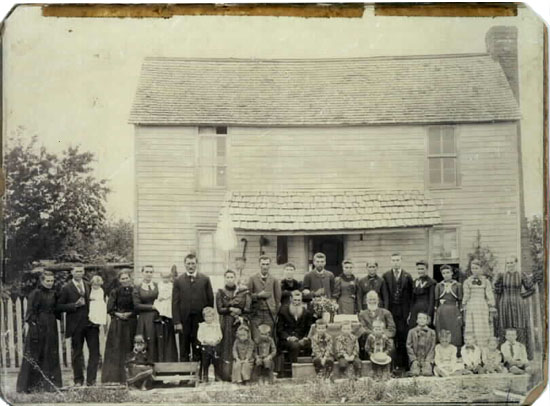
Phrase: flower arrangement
[{"left": 311, "top": 296, "right": 339, "bottom": 317}]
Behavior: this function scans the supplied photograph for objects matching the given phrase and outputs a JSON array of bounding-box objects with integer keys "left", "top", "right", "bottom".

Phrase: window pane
[
  {"left": 433, "top": 228, "right": 458, "bottom": 260},
  {"left": 444, "top": 230, "right": 458, "bottom": 258},
  {"left": 433, "top": 230, "right": 443, "bottom": 256},
  {"left": 216, "top": 166, "right": 226, "bottom": 187},
  {"left": 442, "top": 128, "right": 456, "bottom": 154},
  {"left": 429, "top": 158, "right": 441, "bottom": 185},
  {"left": 216, "top": 127, "right": 227, "bottom": 135},
  {"left": 428, "top": 128, "right": 441, "bottom": 155},
  {"left": 217, "top": 137, "right": 226, "bottom": 157},
  {"left": 442, "top": 158, "right": 456, "bottom": 184}
]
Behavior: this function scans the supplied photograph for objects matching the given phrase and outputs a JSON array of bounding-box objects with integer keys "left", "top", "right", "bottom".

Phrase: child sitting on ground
[
  {"left": 89, "top": 275, "right": 107, "bottom": 328},
  {"left": 125, "top": 335, "right": 154, "bottom": 391},
  {"left": 461, "top": 334, "right": 484, "bottom": 374},
  {"left": 434, "top": 329, "right": 463, "bottom": 377},
  {"left": 365, "top": 319, "right": 392, "bottom": 380},
  {"left": 254, "top": 324, "right": 277, "bottom": 384},
  {"left": 153, "top": 270, "right": 173, "bottom": 319},
  {"left": 482, "top": 336, "right": 507, "bottom": 374},
  {"left": 232, "top": 325, "right": 255, "bottom": 384},
  {"left": 406, "top": 312, "right": 436, "bottom": 377},
  {"left": 311, "top": 319, "right": 334, "bottom": 380},
  {"left": 197, "top": 306, "right": 223, "bottom": 383},
  {"left": 500, "top": 328, "right": 529, "bottom": 375},
  {"left": 335, "top": 321, "right": 362, "bottom": 379}
]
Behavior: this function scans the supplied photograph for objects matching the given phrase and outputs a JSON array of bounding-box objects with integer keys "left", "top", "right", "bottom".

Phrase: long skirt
[
  {"left": 101, "top": 317, "right": 137, "bottom": 383},
  {"left": 218, "top": 315, "right": 240, "bottom": 381},
  {"left": 435, "top": 303, "right": 463, "bottom": 348},
  {"left": 136, "top": 311, "right": 158, "bottom": 362},
  {"left": 154, "top": 316, "right": 178, "bottom": 362},
  {"left": 464, "top": 299, "right": 492, "bottom": 348},
  {"left": 16, "top": 313, "right": 62, "bottom": 393}
]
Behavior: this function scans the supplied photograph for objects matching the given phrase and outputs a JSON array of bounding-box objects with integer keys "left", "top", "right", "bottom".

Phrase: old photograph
[{"left": 0, "top": 3, "right": 547, "bottom": 405}]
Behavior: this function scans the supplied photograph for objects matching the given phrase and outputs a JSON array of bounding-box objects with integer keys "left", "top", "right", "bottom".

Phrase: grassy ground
[{"left": 2, "top": 369, "right": 541, "bottom": 404}]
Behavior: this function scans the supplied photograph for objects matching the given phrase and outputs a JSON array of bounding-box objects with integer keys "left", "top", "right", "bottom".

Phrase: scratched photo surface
[{"left": 0, "top": 3, "right": 546, "bottom": 405}]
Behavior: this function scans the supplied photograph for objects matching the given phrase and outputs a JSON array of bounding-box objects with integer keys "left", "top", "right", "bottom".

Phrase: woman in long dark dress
[
  {"left": 333, "top": 260, "right": 358, "bottom": 314},
  {"left": 16, "top": 272, "right": 62, "bottom": 393},
  {"left": 409, "top": 260, "right": 436, "bottom": 328},
  {"left": 216, "top": 270, "right": 251, "bottom": 382},
  {"left": 133, "top": 265, "right": 177, "bottom": 363},
  {"left": 101, "top": 270, "right": 137, "bottom": 384},
  {"left": 434, "top": 265, "right": 463, "bottom": 349},
  {"left": 494, "top": 256, "right": 535, "bottom": 357}
]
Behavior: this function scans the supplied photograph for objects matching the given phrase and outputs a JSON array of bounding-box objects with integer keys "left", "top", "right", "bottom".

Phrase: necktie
[
  {"left": 77, "top": 283, "right": 84, "bottom": 296},
  {"left": 394, "top": 271, "right": 399, "bottom": 280},
  {"left": 510, "top": 343, "right": 515, "bottom": 359}
]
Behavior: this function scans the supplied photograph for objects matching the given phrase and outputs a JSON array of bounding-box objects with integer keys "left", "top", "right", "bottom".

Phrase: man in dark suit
[
  {"left": 382, "top": 253, "right": 413, "bottom": 371},
  {"left": 172, "top": 253, "right": 214, "bottom": 362},
  {"left": 357, "top": 260, "right": 388, "bottom": 311},
  {"left": 277, "top": 290, "right": 314, "bottom": 364},
  {"left": 57, "top": 266, "right": 100, "bottom": 386}
]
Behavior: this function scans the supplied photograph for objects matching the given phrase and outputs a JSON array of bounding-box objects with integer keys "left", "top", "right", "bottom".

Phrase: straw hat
[{"left": 370, "top": 352, "right": 391, "bottom": 366}]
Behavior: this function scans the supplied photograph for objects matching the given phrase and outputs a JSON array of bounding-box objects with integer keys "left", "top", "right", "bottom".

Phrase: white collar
[
  {"left": 186, "top": 271, "right": 196, "bottom": 277},
  {"left": 393, "top": 269, "right": 402, "bottom": 276},
  {"left": 141, "top": 281, "right": 154, "bottom": 288}
]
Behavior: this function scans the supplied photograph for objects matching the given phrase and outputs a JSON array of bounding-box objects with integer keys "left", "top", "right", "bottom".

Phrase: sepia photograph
[{"left": 0, "top": 2, "right": 547, "bottom": 405}]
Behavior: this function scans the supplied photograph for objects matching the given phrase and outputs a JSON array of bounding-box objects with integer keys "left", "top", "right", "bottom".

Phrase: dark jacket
[
  {"left": 172, "top": 272, "right": 214, "bottom": 326},
  {"left": 357, "top": 274, "right": 388, "bottom": 310},
  {"left": 382, "top": 269, "right": 413, "bottom": 316},
  {"left": 280, "top": 279, "right": 302, "bottom": 306},
  {"left": 57, "top": 280, "right": 91, "bottom": 338},
  {"left": 276, "top": 304, "right": 314, "bottom": 342}
]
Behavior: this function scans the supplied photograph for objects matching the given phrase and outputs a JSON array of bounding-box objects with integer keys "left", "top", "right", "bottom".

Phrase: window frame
[
  {"left": 196, "top": 226, "right": 227, "bottom": 276},
  {"left": 430, "top": 226, "right": 461, "bottom": 264},
  {"left": 426, "top": 125, "right": 460, "bottom": 190},
  {"left": 195, "top": 126, "right": 228, "bottom": 191}
]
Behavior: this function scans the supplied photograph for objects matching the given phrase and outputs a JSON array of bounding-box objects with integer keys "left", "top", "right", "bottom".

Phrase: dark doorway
[{"left": 310, "top": 235, "right": 344, "bottom": 277}]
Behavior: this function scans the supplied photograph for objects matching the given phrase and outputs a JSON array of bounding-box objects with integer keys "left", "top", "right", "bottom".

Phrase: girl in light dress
[{"left": 89, "top": 275, "right": 107, "bottom": 328}]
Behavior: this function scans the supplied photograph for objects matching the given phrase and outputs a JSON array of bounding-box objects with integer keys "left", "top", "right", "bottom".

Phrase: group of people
[{"left": 16, "top": 251, "right": 534, "bottom": 393}]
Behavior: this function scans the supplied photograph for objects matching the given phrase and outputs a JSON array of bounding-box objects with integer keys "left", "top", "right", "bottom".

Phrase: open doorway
[{"left": 310, "top": 235, "right": 344, "bottom": 276}]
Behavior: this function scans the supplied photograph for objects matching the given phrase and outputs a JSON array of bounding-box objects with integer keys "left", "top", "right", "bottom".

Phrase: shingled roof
[
  {"left": 129, "top": 55, "right": 520, "bottom": 126},
  {"left": 223, "top": 190, "right": 442, "bottom": 233}
]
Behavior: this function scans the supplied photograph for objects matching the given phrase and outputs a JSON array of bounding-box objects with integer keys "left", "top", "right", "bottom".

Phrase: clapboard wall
[{"left": 134, "top": 122, "right": 520, "bottom": 285}]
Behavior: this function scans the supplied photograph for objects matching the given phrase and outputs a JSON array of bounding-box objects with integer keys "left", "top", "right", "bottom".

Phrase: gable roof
[
  {"left": 223, "top": 190, "right": 441, "bottom": 233},
  {"left": 129, "top": 55, "right": 520, "bottom": 126}
]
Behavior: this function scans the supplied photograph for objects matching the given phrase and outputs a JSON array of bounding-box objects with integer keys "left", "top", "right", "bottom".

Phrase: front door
[{"left": 310, "top": 235, "right": 344, "bottom": 276}]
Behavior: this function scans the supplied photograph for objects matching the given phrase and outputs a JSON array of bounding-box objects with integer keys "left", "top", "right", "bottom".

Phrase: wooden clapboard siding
[
  {"left": 229, "top": 126, "right": 425, "bottom": 190},
  {"left": 431, "top": 122, "right": 520, "bottom": 268},
  {"left": 346, "top": 229, "right": 429, "bottom": 279},
  {"left": 135, "top": 121, "right": 521, "bottom": 278}
]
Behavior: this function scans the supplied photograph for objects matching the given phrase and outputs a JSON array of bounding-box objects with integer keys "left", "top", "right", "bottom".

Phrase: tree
[
  {"left": 465, "top": 230, "right": 498, "bottom": 281},
  {"left": 527, "top": 215, "right": 544, "bottom": 285},
  {"left": 4, "top": 134, "right": 110, "bottom": 280}
]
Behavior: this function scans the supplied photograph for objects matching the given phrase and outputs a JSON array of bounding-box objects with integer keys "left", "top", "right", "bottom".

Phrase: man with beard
[
  {"left": 357, "top": 260, "right": 388, "bottom": 311},
  {"left": 358, "top": 291, "right": 396, "bottom": 360},
  {"left": 303, "top": 252, "right": 335, "bottom": 299},
  {"left": 277, "top": 290, "right": 315, "bottom": 369},
  {"left": 382, "top": 253, "right": 413, "bottom": 372}
]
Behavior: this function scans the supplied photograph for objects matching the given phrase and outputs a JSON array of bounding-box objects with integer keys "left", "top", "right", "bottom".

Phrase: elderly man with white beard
[
  {"left": 276, "top": 290, "right": 315, "bottom": 369},
  {"left": 358, "top": 291, "right": 396, "bottom": 360}
]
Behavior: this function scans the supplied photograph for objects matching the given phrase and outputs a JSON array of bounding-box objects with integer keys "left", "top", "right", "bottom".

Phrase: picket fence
[{"left": 0, "top": 297, "right": 108, "bottom": 371}]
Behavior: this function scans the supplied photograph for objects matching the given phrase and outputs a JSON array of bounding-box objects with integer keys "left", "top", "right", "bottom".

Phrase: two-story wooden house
[{"left": 129, "top": 26, "right": 523, "bottom": 289}]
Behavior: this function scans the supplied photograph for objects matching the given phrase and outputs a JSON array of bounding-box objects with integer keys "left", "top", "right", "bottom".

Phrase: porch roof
[{"left": 225, "top": 190, "right": 441, "bottom": 233}]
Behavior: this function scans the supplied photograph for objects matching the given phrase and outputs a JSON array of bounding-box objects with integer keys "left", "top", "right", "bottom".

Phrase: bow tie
[
  {"left": 472, "top": 278, "right": 482, "bottom": 286},
  {"left": 368, "top": 275, "right": 377, "bottom": 280},
  {"left": 466, "top": 345, "right": 475, "bottom": 350}
]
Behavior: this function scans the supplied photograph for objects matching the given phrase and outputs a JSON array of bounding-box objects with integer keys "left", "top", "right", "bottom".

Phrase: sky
[{"left": 2, "top": 4, "right": 545, "bottom": 220}]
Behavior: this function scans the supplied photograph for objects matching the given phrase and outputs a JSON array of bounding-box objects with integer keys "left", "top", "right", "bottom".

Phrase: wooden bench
[
  {"left": 152, "top": 362, "right": 200, "bottom": 387},
  {"left": 292, "top": 360, "right": 373, "bottom": 380}
]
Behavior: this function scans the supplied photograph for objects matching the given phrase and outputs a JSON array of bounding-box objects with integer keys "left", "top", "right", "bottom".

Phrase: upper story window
[
  {"left": 427, "top": 126, "right": 458, "bottom": 188},
  {"left": 197, "top": 229, "right": 225, "bottom": 275},
  {"left": 198, "top": 126, "right": 227, "bottom": 188}
]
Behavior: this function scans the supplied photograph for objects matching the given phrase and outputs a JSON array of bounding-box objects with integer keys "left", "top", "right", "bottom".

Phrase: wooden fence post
[
  {"left": 7, "top": 298, "right": 15, "bottom": 368},
  {"left": 0, "top": 299, "right": 5, "bottom": 369},
  {"left": 15, "top": 298, "right": 23, "bottom": 367}
]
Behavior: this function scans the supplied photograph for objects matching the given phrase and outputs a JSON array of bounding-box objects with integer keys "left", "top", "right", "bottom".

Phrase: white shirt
[
  {"left": 392, "top": 269, "right": 402, "bottom": 280},
  {"left": 72, "top": 279, "right": 85, "bottom": 295}
]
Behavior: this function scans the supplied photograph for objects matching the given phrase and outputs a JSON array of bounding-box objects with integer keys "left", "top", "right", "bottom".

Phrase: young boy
[
  {"left": 232, "top": 325, "right": 255, "bottom": 384},
  {"left": 500, "top": 328, "right": 529, "bottom": 375},
  {"left": 406, "top": 312, "right": 436, "bottom": 377},
  {"left": 311, "top": 319, "right": 334, "bottom": 379},
  {"left": 125, "top": 335, "right": 154, "bottom": 391},
  {"left": 365, "top": 319, "right": 392, "bottom": 380},
  {"left": 280, "top": 263, "right": 302, "bottom": 306},
  {"left": 197, "top": 307, "right": 223, "bottom": 383},
  {"left": 254, "top": 324, "right": 277, "bottom": 384},
  {"left": 434, "top": 329, "right": 463, "bottom": 377},
  {"left": 335, "top": 321, "right": 362, "bottom": 379},
  {"left": 461, "top": 334, "right": 484, "bottom": 375},
  {"left": 482, "top": 336, "right": 507, "bottom": 374}
]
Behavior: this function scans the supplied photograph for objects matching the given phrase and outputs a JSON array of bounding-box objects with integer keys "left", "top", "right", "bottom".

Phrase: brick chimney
[{"left": 486, "top": 26, "right": 519, "bottom": 102}]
